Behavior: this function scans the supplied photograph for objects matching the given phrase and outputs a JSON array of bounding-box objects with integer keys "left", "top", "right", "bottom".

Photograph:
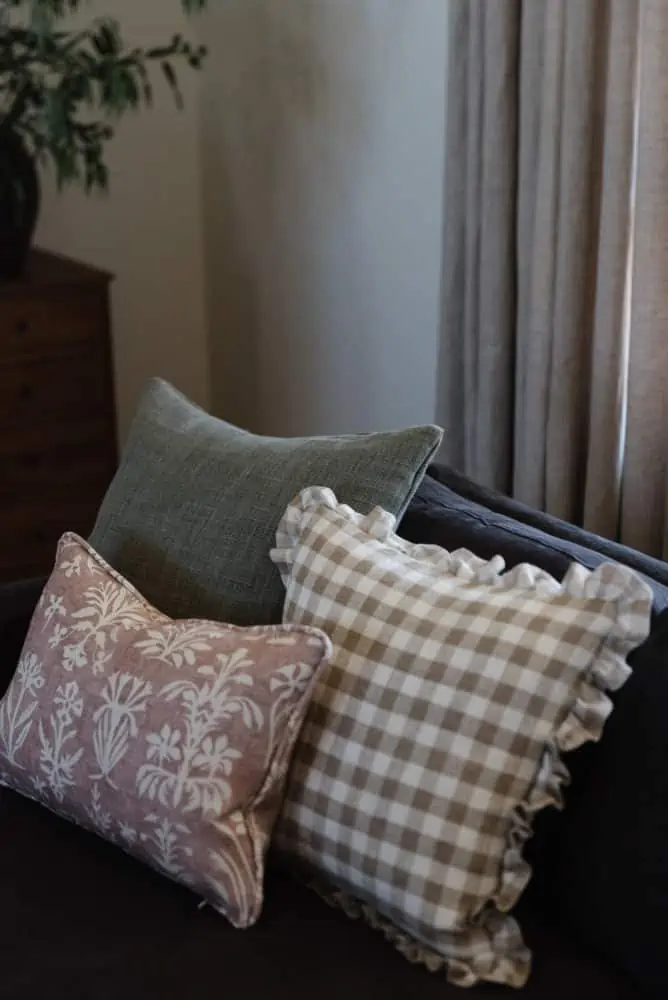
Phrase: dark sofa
[{"left": 1, "top": 464, "right": 662, "bottom": 999}]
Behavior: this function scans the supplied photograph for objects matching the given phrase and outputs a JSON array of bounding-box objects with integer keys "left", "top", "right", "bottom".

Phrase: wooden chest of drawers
[{"left": 0, "top": 249, "right": 117, "bottom": 582}]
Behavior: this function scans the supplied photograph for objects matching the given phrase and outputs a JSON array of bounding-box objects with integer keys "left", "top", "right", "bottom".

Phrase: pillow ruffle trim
[{"left": 299, "top": 871, "right": 531, "bottom": 989}]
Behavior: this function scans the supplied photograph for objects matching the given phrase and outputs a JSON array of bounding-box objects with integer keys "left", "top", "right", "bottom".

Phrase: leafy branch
[{"left": 0, "top": 0, "right": 208, "bottom": 191}]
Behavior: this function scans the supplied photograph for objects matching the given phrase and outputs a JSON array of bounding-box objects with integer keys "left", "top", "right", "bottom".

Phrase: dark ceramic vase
[{"left": 0, "top": 128, "right": 40, "bottom": 280}]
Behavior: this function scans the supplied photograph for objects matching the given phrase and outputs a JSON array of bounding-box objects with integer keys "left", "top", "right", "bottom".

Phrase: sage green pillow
[{"left": 90, "top": 379, "right": 442, "bottom": 625}]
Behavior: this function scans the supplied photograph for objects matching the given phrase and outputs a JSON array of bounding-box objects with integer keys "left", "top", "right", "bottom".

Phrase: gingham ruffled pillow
[{"left": 270, "top": 488, "right": 652, "bottom": 988}]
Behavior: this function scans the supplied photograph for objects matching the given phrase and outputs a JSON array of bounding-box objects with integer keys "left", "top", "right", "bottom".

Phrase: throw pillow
[
  {"left": 89, "top": 378, "right": 442, "bottom": 626},
  {"left": 270, "top": 488, "right": 652, "bottom": 988},
  {"left": 0, "top": 533, "right": 330, "bottom": 928}
]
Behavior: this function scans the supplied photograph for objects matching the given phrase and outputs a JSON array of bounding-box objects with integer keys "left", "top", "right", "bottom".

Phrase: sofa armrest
[
  {"left": 427, "top": 462, "right": 668, "bottom": 590},
  {"left": 0, "top": 577, "right": 45, "bottom": 696}
]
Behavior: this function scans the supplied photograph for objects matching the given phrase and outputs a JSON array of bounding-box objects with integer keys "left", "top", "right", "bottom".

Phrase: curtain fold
[
  {"left": 622, "top": 0, "right": 668, "bottom": 557},
  {"left": 440, "top": 0, "right": 666, "bottom": 553},
  {"left": 439, "top": 1, "right": 520, "bottom": 493},
  {"left": 582, "top": 0, "right": 639, "bottom": 539}
]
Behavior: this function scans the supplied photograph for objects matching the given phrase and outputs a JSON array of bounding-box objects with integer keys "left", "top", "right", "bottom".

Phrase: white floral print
[
  {"left": 0, "top": 652, "right": 45, "bottom": 765},
  {"left": 63, "top": 580, "right": 148, "bottom": 674},
  {"left": 48, "top": 623, "right": 68, "bottom": 649},
  {"left": 84, "top": 782, "right": 113, "bottom": 835},
  {"left": 54, "top": 681, "right": 84, "bottom": 723},
  {"left": 136, "top": 647, "right": 258, "bottom": 817},
  {"left": 134, "top": 623, "right": 221, "bottom": 669},
  {"left": 141, "top": 814, "right": 193, "bottom": 880},
  {"left": 43, "top": 594, "right": 65, "bottom": 625},
  {"left": 37, "top": 680, "right": 85, "bottom": 801},
  {"left": 92, "top": 672, "right": 152, "bottom": 783}
]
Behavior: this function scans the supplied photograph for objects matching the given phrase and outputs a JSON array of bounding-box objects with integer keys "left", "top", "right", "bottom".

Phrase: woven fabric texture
[
  {"left": 90, "top": 379, "right": 442, "bottom": 627},
  {"left": 271, "top": 488, "right": 652, "bottom": 988}
]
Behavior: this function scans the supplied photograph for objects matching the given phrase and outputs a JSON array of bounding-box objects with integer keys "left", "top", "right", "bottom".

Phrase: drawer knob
[
  {"left": 19, "top": 384, "right": 34, "bottom": 402},
  {"left": 16, "top": 319, "right": 29, "bottom": 334}
]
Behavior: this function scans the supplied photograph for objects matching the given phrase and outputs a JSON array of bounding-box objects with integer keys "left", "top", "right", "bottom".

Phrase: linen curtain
[{"left": 440, "top": 0, "right": 668, "bottom": 557}]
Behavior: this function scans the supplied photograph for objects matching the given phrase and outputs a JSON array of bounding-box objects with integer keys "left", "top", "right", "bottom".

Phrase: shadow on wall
[{"left": 201, "top": 0, "right": 418, "bottom": 436}]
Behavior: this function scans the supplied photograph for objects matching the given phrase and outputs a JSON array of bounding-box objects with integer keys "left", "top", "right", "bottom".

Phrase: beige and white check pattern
[{"left": 271, "top": 488, "right": 652, "bottom": 988}]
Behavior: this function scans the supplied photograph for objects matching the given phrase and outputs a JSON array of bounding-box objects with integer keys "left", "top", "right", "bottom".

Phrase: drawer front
[
  {"left": 0, "top": 289, "right": 108, "bottom": 361},
  {"left": 0, "top": 497, "right": 105, "bottom": 583},
  {"left": 0, "top": 424, "right": 116, "bottom": 504},
  {"left": 0, "top": 347, "right": 111, "bottom": 429}
]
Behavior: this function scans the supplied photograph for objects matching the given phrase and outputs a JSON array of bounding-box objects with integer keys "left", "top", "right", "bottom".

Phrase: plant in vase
[{"left": 0, "top": 0, "right": 208, "bottom": 279}]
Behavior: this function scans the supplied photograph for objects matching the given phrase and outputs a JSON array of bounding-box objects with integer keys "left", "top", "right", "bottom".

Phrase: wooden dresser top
[{"left": 0, "top": 249, "right": 113, "bottom": 295}]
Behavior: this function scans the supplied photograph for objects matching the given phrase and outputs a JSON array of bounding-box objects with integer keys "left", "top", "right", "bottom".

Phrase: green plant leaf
[
  {"left": 161, "top": 60, "right": 182, "bottom": 108},
  {"left": 0, "top": 0, "right": 209, "bottom": 192}
]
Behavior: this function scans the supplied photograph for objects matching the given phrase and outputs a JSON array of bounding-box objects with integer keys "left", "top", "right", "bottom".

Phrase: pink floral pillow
[{"left": 0, "top": 533, "right": 330, "bottom": 927}]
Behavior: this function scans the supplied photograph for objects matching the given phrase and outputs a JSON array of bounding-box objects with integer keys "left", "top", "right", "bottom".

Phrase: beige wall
[
  {"left": 37, "top": 0, "right": 210, "bottom": 442},
  {"left": 38, "top": 1, "right": 448, "bottom": 440},
  {"left": 202, "top": 0, "right": 448, "bottom": 436}
]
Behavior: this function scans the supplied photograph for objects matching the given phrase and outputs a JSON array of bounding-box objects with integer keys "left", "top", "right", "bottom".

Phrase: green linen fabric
[{"left": 89, "top": 378, "right": 442, "bottom": 626}]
